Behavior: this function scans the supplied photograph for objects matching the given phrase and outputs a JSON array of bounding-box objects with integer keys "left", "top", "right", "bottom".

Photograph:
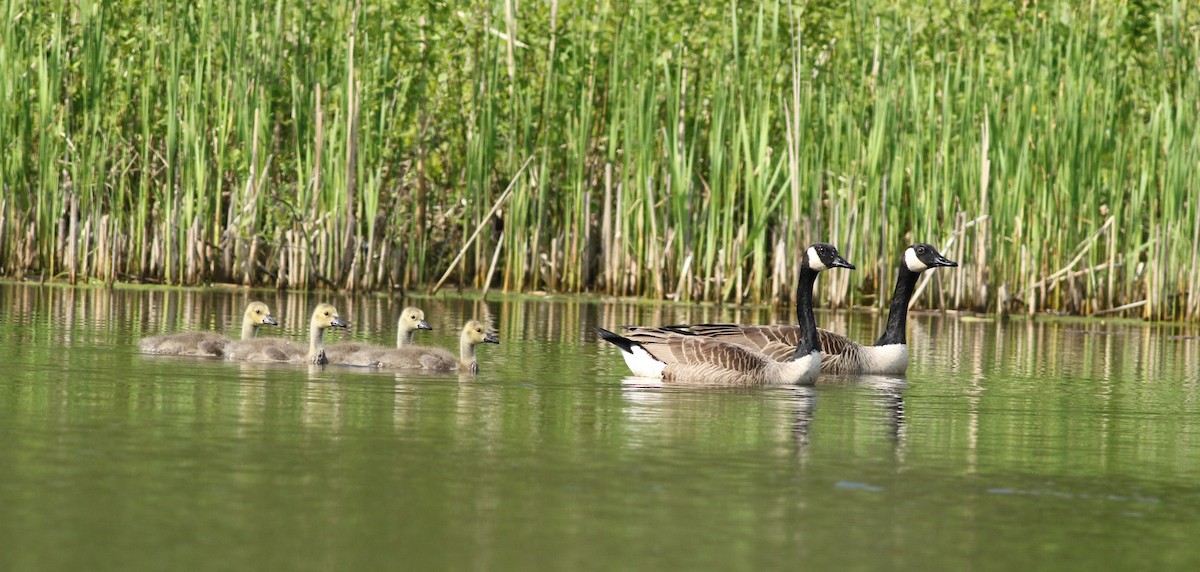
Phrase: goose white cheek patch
[
  {"left": 905, "top": 248, "right": 929, "bottom": 272},
  {"left": 806, "top": 246, "right": 828, "bottom": 271}
]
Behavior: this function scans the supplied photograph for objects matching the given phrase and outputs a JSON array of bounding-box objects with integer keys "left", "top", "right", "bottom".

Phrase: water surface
[{"left": 1, "top": 284, "right": 1198, "bottom": 570}]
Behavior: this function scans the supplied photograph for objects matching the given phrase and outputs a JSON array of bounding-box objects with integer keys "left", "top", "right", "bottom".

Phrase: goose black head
[
  {"left": 904, "top": 243, "right": 958, "bottom": 273},
  {"left": 804, "top": 242, "right": 856, "bottom": 272}
]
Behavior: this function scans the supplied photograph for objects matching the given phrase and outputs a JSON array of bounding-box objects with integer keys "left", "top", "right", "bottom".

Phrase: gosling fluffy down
[
  {"left": 323, "top": 306, "right": 433, "bottom": 364},
  {"left": 225, "top": 303, "right": 348, "bottom": 364},
  {"left": 335, "top": 320, "right": 498, "bottom": 374},
  {"left": 139, "top": 301, "right": 278, "bottom": 357}
]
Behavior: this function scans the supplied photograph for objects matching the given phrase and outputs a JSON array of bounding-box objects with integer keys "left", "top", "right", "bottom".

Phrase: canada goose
[
  {"left": 337, "top": 320, "right": 499, "bottom": 374},
  {"left": 323, "top": 306, "right": 433, "bottom": 363},
  {"left": 665, "top": 243, "right": 957, "bottom": 375},
  {"left": 597, "top": 243, "right": 855, "bottom": 386},
  {"left": 225, "top": 303, "right": 349, "bottom": 364},
  {"left": 138, "top": 301, "right": 278, "bottom": 357}
]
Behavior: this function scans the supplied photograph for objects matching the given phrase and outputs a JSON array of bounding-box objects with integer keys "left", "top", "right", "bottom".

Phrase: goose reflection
[
  {"left": 300, "top": 363, "right": 344, "bottom": 431},
  {"left": 820, "top": 374, "right": 908, "bottom": 446},
  {"left": 617, "top": 373, "right": 910, "bottom": 461},
  {"left": 618, "top": 379, "right": 818, "bottom": 457},
  {"left": 776, "top": 386, "right": 817, "bottom": 453}
]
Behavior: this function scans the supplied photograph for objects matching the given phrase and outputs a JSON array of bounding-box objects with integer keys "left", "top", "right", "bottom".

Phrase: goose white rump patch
[{"left": 619, "top": 345, "right": 668, "bottom": 378}]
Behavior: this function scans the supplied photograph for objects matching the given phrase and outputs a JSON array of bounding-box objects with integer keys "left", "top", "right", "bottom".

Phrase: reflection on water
[
  {"left": 6, "top": 283, "right": 1199, "bottom": 383},
  {"left": 1, "top": 282, "right": 1200, "bottom": 570}
]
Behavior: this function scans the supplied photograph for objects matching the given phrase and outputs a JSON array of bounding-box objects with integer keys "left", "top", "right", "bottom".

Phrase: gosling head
[
  {"left": 903, "top": 243, "right": 958, "bottom": 273},
  {"left": 804, "top": 242, "right": 856, "bottom": 272},
  {"left": 311, "top": 303, "right": 349, "bottom": 330},
  {"left": 461, "top": 320, "right": 500, "bottom": 346},
  {"left": 398, "top": 306, "right": 433, "bottom": 333},
  {"left": 245, "top": 301, "right": 278, "bottom": 326}
]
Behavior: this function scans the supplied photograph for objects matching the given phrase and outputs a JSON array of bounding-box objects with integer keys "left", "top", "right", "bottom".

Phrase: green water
[{"left": 1, "top": 284, "right": 1198, "bottom": 571}]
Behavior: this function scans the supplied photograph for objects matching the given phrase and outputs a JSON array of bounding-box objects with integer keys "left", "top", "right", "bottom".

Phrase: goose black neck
[
  {"left": 791, "top": 266, "right": 820, "bottom": 359},
  {"left": 874, "top": 266, "right": 920, "bottom": 346}
]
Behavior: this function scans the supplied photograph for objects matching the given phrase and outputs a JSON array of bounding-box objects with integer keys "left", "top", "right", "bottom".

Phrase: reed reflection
[{"left": 3, "top": 281, "right": 1199, "bottom": 428}]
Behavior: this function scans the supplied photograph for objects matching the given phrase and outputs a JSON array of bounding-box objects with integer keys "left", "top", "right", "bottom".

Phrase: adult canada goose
[
  {"left": 665, "top": 243, "right": 957, "bottom": 375},
  {"left": 323, "top": 306, "right": 433, "bottom": 364},
  {"left": 338, "top": 320, "right": 499, "bottom": 374},
  {"left": 139, "top": 301, "right": 278, "bottom": 357},
  {"left": 597, "top": 243, "right": 855, "bottom": 386},
  {"left": 225, "top": 303, "right": 349, "bottom": 365}
]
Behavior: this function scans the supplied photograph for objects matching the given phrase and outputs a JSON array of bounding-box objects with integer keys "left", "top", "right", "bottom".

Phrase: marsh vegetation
[{"left": 1, "top": 1, "right": 1197, "bottom": 319}]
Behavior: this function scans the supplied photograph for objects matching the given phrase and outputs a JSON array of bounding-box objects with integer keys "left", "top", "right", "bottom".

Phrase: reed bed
[{"left": 1, "top": 1, "right": 1198, "bottom": 320}]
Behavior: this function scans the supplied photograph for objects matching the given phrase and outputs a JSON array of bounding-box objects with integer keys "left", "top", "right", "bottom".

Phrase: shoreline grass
[{"left": 1, "top": 1, "right": 1198, "bottom": 320}]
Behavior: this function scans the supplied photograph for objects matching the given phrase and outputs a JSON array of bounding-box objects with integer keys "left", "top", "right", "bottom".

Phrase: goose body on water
[
  {"left": 336, "top": 321, "right": 499, "bottom": 374},
  {"left": 323, "top": 306, "right": 433, "bottom": 364},
  {"left": 597, "top": 243, "right": 855, "bottom": 386},
  {"left": 664, "top": 243, "right": 957, "bottom": 375},
  {"left": 225, "top": 303, "right": 348, "bottom": 364},
  {"left": 139, "top": 301, "right": 278, "bottom": 357}
]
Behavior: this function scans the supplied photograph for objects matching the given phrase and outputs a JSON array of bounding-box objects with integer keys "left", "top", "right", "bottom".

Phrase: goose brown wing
[
  {"left": 663, "top": 324, "right": 801, "bottom": 362},
  {"left": 816, "top": 328, "right": 866, "bottom": 373},
  {"left": 618, "top": 328, "right": 695, "bottom": 366},
  {"left": 620, "top": 328, "right": 774, "bottom": 371},
  {"left": 816, "top": 328, "right": 858, "bottom": 355}
]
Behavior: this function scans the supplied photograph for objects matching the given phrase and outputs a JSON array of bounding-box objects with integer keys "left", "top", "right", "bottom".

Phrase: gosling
[
  {"left": 225, "top": 303, "right": 349, "bottom": 364},
  {"left": 139, "top": 301, "right": 278, "bottom": 357},
  {"left": 336, "top": 320, "right": 498, "bottom": 374}
]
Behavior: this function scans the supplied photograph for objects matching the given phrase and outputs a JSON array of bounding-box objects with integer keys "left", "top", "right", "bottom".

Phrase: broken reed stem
[
  {"left": 481, "top": 231, "right": 505, "bottom": 300},
  {"left": 429, "top": 155, "right": 534, "bottom": 295}
]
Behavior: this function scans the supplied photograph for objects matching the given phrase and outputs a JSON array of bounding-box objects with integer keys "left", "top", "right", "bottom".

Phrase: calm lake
[{"left": 1, "top": 283, "right": 1198, "bottom": 570}]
